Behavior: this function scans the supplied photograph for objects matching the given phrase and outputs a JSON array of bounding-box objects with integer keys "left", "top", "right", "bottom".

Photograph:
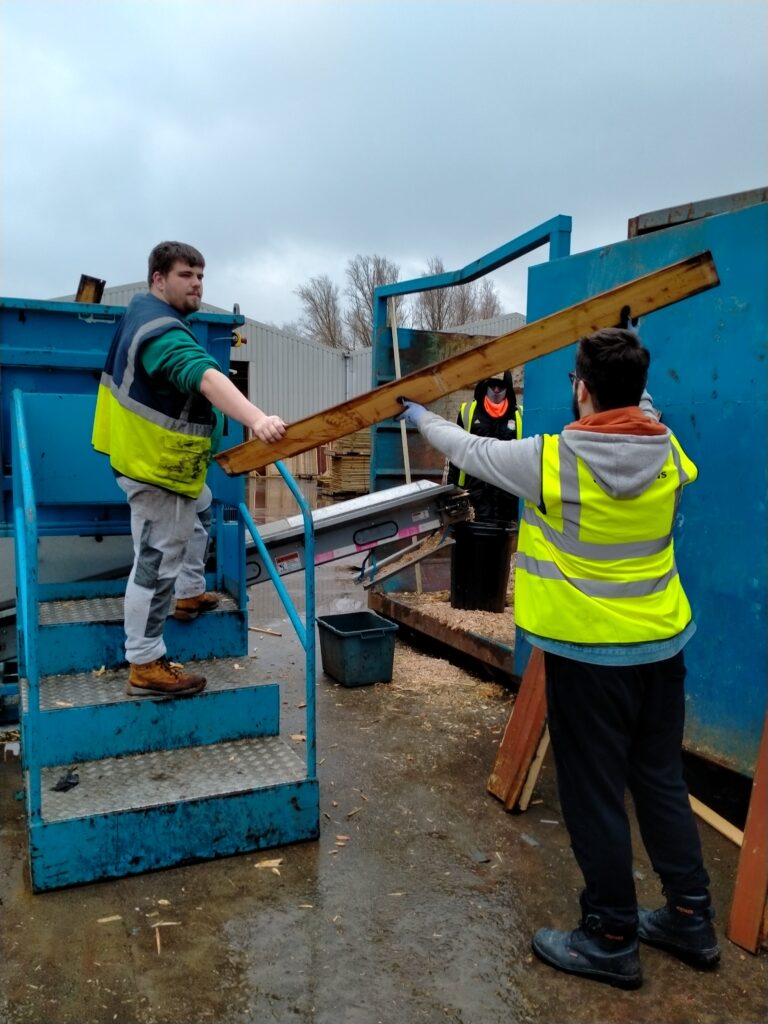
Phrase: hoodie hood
[
  {"left": 561, "top": 408, "right": 672, "bottom": 498},
  {"left": 473, "top": 369, "right": 515, "bottom": 404}
]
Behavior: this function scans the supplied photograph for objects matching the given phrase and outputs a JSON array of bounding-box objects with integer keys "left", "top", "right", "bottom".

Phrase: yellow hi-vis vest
[
  {"left": 92, "top": 294, "right": 214, "bottom": 498},
  {"left": 516, "top": 432, "right": 697, "bottom": 644},
  {"left": 456, "top": 400, "right": 523, "bottom": 487}
]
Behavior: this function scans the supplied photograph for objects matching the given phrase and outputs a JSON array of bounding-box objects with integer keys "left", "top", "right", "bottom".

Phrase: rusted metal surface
[{"left": 628, "top": 186, "right": 768, "bottom": 237}]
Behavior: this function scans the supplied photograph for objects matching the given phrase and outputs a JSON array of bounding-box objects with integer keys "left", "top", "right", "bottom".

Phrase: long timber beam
[{"left": 216, "top": 251, "right": 719, "bottom": 475}]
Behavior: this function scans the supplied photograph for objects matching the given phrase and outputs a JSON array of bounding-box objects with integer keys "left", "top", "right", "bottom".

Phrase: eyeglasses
[{"left": 568, "top": 371, "right": 577, "bottom": 385}]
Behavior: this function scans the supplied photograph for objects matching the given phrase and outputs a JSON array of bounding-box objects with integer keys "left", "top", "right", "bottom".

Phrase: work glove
[{"left": 396, "top": 397, "right": 427, "bottom": 428}]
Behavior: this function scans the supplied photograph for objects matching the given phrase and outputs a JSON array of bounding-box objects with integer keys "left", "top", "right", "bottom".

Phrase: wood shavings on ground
[
  {"left": 388, "top": 645, "right": 509, "bottom": 711},
  {"left": 254, "top": 857, "right": 284, "bottom": 872}
]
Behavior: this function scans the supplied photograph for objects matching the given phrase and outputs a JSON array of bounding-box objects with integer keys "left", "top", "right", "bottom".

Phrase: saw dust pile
[
  {"left": 391, "top": 592, "right": 514, "bottom": 643},
  {"left": 390, "top": 553, "right": 517, "bottom": 644},
  {"left": 387, "top": 645, "right": 509, "bottom": 712}
]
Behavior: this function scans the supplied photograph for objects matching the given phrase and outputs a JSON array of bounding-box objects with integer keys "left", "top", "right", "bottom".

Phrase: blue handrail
[
  {"left": 239, "top": 460, "right": 316, "bottom": 779},
  {"left": 10, "top": 389, "right": 42, "bottom": 821}
]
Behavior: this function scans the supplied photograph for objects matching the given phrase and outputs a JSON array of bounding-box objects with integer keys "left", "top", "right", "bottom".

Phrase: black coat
[{"left": 447, "top": 371, "right": 521, "bottom": 525}]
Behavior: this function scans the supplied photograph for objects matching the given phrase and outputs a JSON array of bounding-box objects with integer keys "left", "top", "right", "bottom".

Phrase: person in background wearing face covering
[{"left": 447, "top": 369, "right": 523, "bottom": 526}]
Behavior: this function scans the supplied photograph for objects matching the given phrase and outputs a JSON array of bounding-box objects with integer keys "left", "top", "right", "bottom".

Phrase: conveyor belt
[
  {"left": 0, "top": 483, "right": 471, "bottom": 669},
  {"left": 246, "top": 481, "right": 470, "bottom": 586}
]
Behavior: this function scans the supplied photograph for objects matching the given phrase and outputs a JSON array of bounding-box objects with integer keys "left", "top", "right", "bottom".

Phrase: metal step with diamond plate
[
  {"left": 22, "top": 658, "right": 280, "bottom": 765},
  {"left": 28, "top": 736, "right": 318, "bottom": 891},
  {"left": 37, "top": 592, "right": 246, "bottom": 676}
]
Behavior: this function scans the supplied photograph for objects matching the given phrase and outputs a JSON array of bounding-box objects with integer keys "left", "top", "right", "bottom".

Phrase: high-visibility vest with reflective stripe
[
  {"left": 456, "top": 400, "right": 523, "bottom": 487},
  {"left": 92, "top": 294, "right": 214, "bottom": 498},
  {"left": 515, "top": 432, "right": 697, "bottom": 644}
]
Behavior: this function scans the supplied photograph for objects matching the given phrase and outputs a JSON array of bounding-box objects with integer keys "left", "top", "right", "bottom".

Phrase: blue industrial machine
[
  {"left": 369, "top": 191, "right": 767, "bottom": 778},
  {"left": 1, "top": 297, "right": 319, "bottom": 891},
  {"left": 523, "top": 194, "right": 767, "bottom": 777}
]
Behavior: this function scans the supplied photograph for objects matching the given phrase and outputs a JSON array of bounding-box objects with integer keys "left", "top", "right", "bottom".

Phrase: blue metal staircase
[{"left": 1, "top": 297, "right": 319, "bottom": 892}]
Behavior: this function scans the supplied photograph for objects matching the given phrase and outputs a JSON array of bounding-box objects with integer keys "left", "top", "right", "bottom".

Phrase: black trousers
[{"left": 544, "top": 650, "right": 709, "bottom": 934}]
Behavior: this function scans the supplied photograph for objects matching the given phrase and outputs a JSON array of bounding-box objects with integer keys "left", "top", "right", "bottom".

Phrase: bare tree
[
  {"left": 295, "top": 255, "right": 505, "bottom": 347},
  {"left": 413, "top": 256, "right": 456, "bottom": 331},
  {"left": 343, "top": 254, "right": 407, "bottom": 348},
  {"left": 414, "top": 259, "right": 503, "bottom": 329},
  {"left": 475, "top": 278, "right": 502, "bottom": 321},
  {"left": 295, "top": 274, "right": 346, "bottom": 349},
  {"left": 452, "top": 281, "right": 478, "bottom": 327}
]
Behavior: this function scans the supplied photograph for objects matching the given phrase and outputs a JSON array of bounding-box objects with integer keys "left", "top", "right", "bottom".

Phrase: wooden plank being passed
[{"left": 216, "top": 251, "right": 719, "bottom": 475}]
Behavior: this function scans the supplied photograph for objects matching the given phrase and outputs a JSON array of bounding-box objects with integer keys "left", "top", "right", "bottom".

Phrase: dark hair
[
  {"left": 147, "top": 241, "right": 205, "bottom": 285},
  {"left": 575, "top": 327, "right": 650, "bottom": 410}
]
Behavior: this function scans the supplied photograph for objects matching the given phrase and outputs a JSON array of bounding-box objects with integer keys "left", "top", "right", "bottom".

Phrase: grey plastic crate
[{"left": 316, "top": 611, "right": 398, "bottom": 686}]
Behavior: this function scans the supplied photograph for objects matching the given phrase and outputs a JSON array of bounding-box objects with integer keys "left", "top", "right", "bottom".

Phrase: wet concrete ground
[{"left": 1, "top": 550, "right": 766, "bottom": 1023}]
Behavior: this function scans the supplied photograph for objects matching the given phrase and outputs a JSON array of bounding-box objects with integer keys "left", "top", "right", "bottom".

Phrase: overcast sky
[{"left": 2, "top": 0, "right": 765, "bottom": 326}]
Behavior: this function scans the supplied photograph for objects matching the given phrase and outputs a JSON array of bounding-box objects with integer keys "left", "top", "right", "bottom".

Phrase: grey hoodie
[
  {"left": 416, "top": 396, "right": 695, "bottom": 665},
  {"left": 419, "top": 394, "right": 670, "bottom": 506}
]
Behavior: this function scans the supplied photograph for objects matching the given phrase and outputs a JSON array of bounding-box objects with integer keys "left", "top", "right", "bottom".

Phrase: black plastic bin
[
  {"left": 316, "top": 611, "right": 399, "bottom": 686},
  {"left": 450, "top": 521, "right": 516, "bottom": 612}
]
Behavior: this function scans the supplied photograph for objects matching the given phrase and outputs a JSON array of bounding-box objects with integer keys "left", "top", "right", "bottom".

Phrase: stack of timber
[
  {"left": 319, "top": 428, "right": 371, "bottom": 497},
  {"left": 264, "top": 449, "right": 319, "bottom": 479}
]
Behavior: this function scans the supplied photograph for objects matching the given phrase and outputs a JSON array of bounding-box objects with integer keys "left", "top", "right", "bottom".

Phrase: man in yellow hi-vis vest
[
  {"left": 93, "top": 241, "right": 286, "bottom": 696},
  {"left": 397, "top": 328, "right": 717, "bottom": 990}
]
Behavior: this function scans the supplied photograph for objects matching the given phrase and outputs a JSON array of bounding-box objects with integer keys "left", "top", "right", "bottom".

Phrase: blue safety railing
[
  {"left": 239, "top": 460, "right": 316, "bottom": 779},
  {"left": 10, "top": 389, "right": 42, "bottom": 821}
]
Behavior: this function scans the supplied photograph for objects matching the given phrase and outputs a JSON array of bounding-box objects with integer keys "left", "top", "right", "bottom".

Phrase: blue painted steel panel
[
  {"left": 524, "top": 202, "right": 767, "bottom": 776},
  {"left": 29, "top": 779, "right": 320, "bottom": 892},
  {"left": 36, "top": 683, "right": 280, "bottom": 765}
]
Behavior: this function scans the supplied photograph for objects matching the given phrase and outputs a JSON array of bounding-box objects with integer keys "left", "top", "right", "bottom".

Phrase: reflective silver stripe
[
  {"left": 668, "top": 441, "right": 687, "bottom": 521},
  {"left": 557, "top": 440, "right": 582, "bottom": 539},
  {"left": 669, "top": 439, "right": 691, "bottom": 485},
  {"left": 122, "top": 316, "right": 183, "bottom": 392},
  {"left": 517, "top": 552, "right": 679, "bottom": 597},
  {"left": 522, "top": 505, "right": 671, "bottom": 559},
  {"left": 106, "top": 377, "right": 211, "bottom": 437}
]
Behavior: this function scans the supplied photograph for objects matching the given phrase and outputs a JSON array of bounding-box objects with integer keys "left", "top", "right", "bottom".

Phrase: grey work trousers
[{"left": 117, "top": 476, "right": 212, "bottom": 665}]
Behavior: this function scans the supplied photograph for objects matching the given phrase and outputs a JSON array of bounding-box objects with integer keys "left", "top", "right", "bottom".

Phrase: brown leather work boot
[
  {"left": 126, "top": 657, "right": 207, "bottom": 696},
  {"left": 171, "top": 592, "right": 220, "bottom": 621}
]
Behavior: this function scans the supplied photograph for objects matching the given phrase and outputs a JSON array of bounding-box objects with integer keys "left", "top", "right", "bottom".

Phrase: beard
[{"left": 571, "top": 393, "right": 581, "bottom": 422}]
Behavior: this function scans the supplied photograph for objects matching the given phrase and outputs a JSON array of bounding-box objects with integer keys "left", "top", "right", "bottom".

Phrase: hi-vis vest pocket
[
  {"left": 94, "top": 390, "right": 212, "bottom": 498},
  {"left": 156, "top": 433, "right": 211, "bottom": 483}
]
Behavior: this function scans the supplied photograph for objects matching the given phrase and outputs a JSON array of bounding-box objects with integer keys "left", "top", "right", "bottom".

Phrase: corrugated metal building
[{"left": 233, "top": 318, "right": 372, "bottom": 423}]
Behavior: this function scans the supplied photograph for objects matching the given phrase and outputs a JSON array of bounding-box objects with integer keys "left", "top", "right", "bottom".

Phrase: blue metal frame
[
  {"left": 369, "top": 216, "right": 572, "bottom": 492},
  {"left": 0, "top": 296, "right": 244, "bottom": 537}
]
